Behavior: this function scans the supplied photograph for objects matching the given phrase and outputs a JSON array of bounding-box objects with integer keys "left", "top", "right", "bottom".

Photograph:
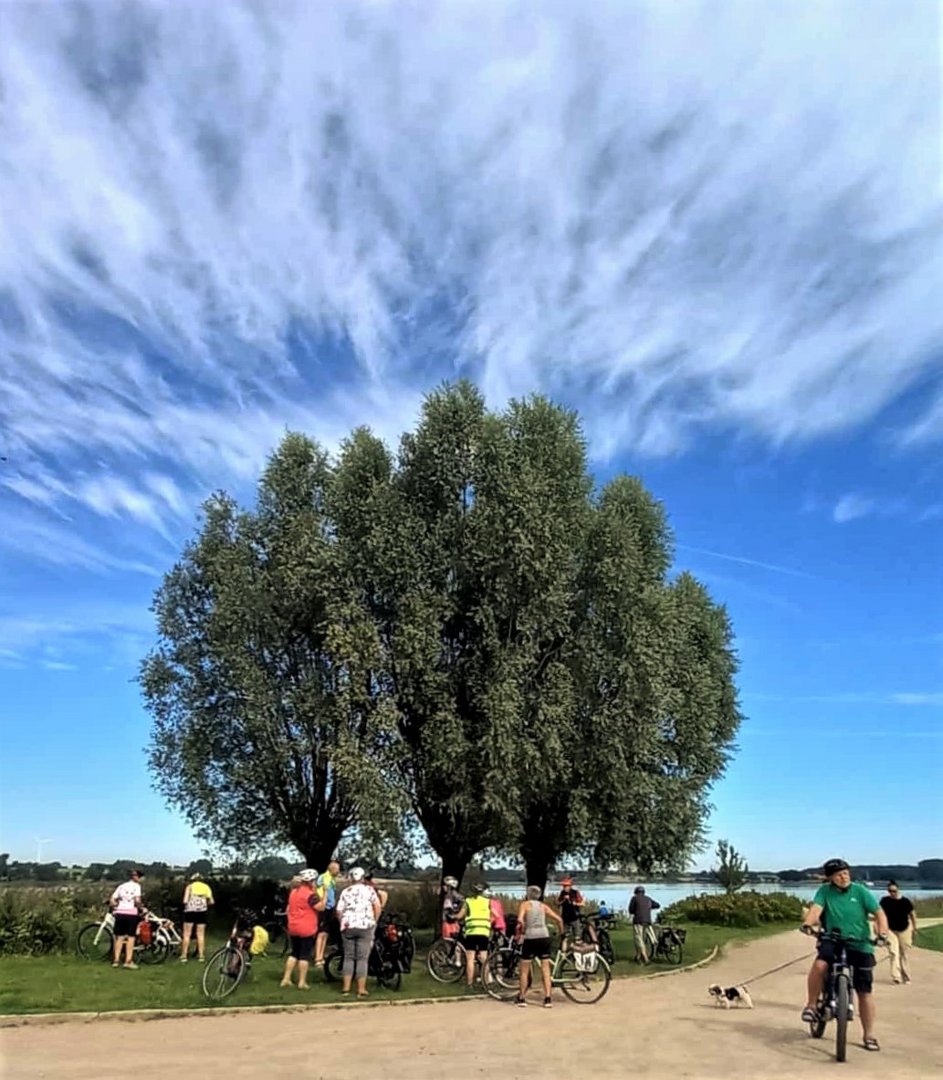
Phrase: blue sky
[{"left": 1, "top": 1, "right": 941, "bottom": 871}]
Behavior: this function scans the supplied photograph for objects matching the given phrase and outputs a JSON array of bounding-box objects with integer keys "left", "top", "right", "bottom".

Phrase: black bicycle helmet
[{"left": 823, "top": 858, "right": 849, "bottom": 877}]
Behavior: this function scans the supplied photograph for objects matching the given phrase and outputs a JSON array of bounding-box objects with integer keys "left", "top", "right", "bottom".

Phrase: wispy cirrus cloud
[
  {"left": 832, "top": 493, "right": 878, "bottom": 524},
  {"left": 0, "top": 0, "right": 940, "bottom": 579}
]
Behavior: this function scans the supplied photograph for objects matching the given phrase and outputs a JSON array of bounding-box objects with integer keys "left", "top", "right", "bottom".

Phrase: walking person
[
  {"left": 629, "top": 886, "right": 660, "bottom": 963},
  {"left": 336, "top": 867, "right": 381, "bottom": 998},
  {"left": 280, "top": 869, "right": 324, "bottom": 990},
  {"left": 179, "top": 872, "right": 214, "bottom": 962},
  {"left": 880, "top": 881, "right": 917, "bottom": 984},
  {"left": 514, "top": 885, "right": 564, "bottom": 1008},
  {"left": 110, "top": 868, "right": 144, "bottom": 970}
]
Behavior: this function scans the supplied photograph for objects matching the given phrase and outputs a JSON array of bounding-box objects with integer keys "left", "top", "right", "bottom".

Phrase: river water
[{"left": 541, "top": 881, "right": 940, "bottom": 913}]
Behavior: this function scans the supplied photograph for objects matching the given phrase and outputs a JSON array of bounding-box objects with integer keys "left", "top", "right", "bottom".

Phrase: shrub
[
  {"left": 658, "top": 890, "right": 804, "bottom": 928},
  {"left": 0, "top": 887, "right": 78, "bottom": 953}
]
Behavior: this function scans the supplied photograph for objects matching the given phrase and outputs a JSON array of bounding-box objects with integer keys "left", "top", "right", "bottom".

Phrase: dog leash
[
  {"left": 738, "top": 950, "right": 815, "bottom": 987},
  {"left": 739, "top": 941, "right": 891, "bottom": 987}
]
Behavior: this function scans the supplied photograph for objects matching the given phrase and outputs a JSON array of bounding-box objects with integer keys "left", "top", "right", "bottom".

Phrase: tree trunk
[{"left": 523, "top": 854, "right": 552, "bottom": 897}]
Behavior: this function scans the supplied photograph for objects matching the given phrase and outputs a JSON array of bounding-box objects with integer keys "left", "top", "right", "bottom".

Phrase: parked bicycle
[
  {"left": 77, "top": 908, "right": 180, "bottom": 964},
  {"left": 426, "top": 926, "right": 507, "bottom": 985},
  {"left": 651, "top": 925, "right": 686, "bottom": 965},
  {"left": 803, "top": 927, "right": 886, "bottom": 1062},
  {"left": 485, "top": 938, "right": 611, "bottom": 1004},
  {"left": 202, "top": 912, "right": 257, "bottom": 1000},
  {"left": 583, "top": 912, "right": 616, "bottom": 965},
  {"left": 324, "top": 912, "right": 410, "bottom": 990}
]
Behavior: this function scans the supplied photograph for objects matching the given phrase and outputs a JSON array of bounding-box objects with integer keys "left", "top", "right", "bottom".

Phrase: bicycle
[
  {"left": 583, "top": 913, "right": 616, "bottom": 966},
  {"left": 426, "top": 927, "right": 507, "bottom": 985},
  {"left": 803, "top": 927, "right": 885, "bottom": 1062},
  {"left": 77, "top": 908, "right": 177, "bottom": 964},
  {"left": 202, "top": 928, "right": 254, "bottom": 1000},
  {"left": 651, "top": 925, "right": 686, "bottom": 965},
  {"left": 485, "top": 938, "right": 612, "bottom": 1004}
]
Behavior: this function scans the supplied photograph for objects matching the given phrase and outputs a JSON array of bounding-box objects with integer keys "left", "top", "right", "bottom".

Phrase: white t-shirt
[{"left": 111, "top": 880, "right": 142, "bottom": 916}]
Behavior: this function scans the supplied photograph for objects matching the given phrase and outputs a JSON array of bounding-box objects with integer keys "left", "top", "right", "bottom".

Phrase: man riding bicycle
[{"left": 800, "top": 858, "right": 889, "bottom": 1052}]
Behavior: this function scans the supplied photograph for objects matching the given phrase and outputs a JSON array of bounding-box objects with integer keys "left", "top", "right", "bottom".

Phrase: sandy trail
[{"left": 2, "top": 930, "right": 941, "bottom": 1079}]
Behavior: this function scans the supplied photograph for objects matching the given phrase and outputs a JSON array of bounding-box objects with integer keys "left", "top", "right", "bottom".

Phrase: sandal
[
  {"left": 801, "top": 1007, "right": 817, "bottom": 1024},
  {"left": 864, "top": 1037, "right": 880, "bottom": 1052}
]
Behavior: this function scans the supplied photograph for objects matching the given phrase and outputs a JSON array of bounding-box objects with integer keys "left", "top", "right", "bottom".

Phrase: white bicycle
[{"left": 77, "top": 908, "right": 182, "bottom": 964}]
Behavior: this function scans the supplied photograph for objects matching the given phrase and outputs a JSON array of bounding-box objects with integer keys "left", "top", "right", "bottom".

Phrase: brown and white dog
[{"left": 708, "top": 984, "right": 754, "bottom": 1009}]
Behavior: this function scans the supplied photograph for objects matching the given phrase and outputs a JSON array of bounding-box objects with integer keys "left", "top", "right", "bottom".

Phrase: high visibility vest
[{"left": 465, "top": 895, "right": 492, "bottom": 936}]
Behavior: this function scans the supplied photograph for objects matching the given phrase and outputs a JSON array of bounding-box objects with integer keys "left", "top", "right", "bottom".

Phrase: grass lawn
[
  {"left": 0, "top": 922, "right": 792, "bottom": 1016},
  {"left": 915, "top": 923, "right": 943, "bottom": 952}
]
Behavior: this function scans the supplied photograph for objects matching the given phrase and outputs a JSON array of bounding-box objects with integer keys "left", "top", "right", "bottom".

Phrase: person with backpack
[
  {"left": 280, "top": 869, "right": 325, "bottom": 990},
  {"left": 179, "top": 872, "right": 214, "bottom": 962}
]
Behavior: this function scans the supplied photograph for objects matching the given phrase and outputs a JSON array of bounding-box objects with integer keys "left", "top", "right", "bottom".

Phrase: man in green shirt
[{"left": 800, "top": 858, "right": 889, "bottom": 1052}]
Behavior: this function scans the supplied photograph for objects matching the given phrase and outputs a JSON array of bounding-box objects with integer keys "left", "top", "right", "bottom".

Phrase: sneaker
[
  {"left": 515, "top": 995, "right": 527, "bottom": 1008},
  {"left": 179, "top": 957, "right": 188, "bottom": 963},
  {"left": 123, "top": 963, "right": 138, "bottom": 970},
  {"left": 543, "top": 997, "right": 553, "bottom": 1009}
]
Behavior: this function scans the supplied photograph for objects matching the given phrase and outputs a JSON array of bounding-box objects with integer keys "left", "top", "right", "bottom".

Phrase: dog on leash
[{"left": 708, "top": 984, "right": 754, "bottom": 1009}]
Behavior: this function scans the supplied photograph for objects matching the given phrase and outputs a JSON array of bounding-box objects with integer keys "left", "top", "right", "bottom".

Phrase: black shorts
[
  {"left": 113, "top": 914, "right": 139, "bottom": 938},
  {"left": 465, "top": 935, "right": 490, "bottom": 953},
  {"left": 318, "top": 909, "right": 337, "bottom": 934},
  {"left": 183, "top": 910, "right": 208, "bottom": 926},
  {"left": 521, "top": 937, "right": 552, "bottom": 960},
  {"left": 290, "top": 934, "right": 316, "bottom": 961},
  {"left": 816, "top": 940, "right": 875, "bottom": 994}
]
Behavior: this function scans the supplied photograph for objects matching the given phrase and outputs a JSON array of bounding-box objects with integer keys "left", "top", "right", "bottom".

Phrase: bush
[
  {"left": 0, "top": 888, "right": 79, "bottom": 953},
  {"left": 658, "top": 890, "right": 804, "bottom": 928}
]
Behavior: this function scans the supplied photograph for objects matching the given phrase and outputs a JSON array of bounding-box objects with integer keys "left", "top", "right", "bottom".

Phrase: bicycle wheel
[
  {"left": 77, "top": 922, "right": 113, "bottom": 962},
  {"left": 426, "top": 938, "right": 465, "bottom": 983},
  {"left": 559, "top": 954, "right": 611, "bottom": 1005},
  {"left": 202, "top": 945, "right": 246, "bottom": 1000},
  {"left": 324, "top": 948, "right": 344, "bottom": 983},
  {"left": 662, "top": 936, "right": 682, "bottom": 965},
  {"left": 137, "top": 938, "right": 168, "bottom": 965},
  {"left": 484, "top": 947, "right": 522, "bottom": 1001},
  {"left": 834, "top": 974, "right": 850, "bottom": 1062},
  {"left": 401, "top": 931, "right": 415, "bottom": 973}
]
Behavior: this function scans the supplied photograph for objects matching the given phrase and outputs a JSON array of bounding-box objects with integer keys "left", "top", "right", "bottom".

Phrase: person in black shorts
[{"left": 515, "top": 885, "right": 564, "bottom": 1008}]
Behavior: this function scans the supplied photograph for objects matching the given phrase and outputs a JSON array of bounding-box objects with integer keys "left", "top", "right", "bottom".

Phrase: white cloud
[
  {"left": 833, "top": 494, "right": 877, "bottom": 524},
  {"left": 0, "top": 0, "right": 940, "bottom": 586}
]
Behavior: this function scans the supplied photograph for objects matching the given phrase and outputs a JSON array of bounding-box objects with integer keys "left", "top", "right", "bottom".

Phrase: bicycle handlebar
[{"left": 801, "top": 926, "right": 887, "bottom": 946}]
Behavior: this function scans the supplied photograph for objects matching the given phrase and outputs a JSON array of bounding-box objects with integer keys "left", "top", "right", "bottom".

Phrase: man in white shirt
[{"left": 110, "top": 869, "right": 144, "bottom": 969}]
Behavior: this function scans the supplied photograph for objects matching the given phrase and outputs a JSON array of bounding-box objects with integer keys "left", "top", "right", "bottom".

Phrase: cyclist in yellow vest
[{"left": 456, "top": 882, "right": 493, "bottom": 989}]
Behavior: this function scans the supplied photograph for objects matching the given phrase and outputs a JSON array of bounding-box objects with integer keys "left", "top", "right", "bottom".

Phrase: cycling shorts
[{"left": 816, "top": 940, "right": 875, "bottom": 994}]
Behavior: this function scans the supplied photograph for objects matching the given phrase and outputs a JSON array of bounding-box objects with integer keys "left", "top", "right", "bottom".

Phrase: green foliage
[
  {"left": 0, "top": 888, "right": 85, "bottom": 953},
  {"left": 713, "top": 839, "right": 749, "bottom": 894},
  {"left": 141, "top": 433, "right": 406, "bottom": 867},
  {"left": 659, "top": 890, "right": 803, "bottom": 928},
  {"left": 142, "top": 381, "right": 741, "bottom": 881},
  {"left": 916, "top": 923, "right": 943, "bottom": 952}
]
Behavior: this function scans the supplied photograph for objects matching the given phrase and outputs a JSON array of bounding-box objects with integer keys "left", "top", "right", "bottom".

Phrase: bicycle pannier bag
[{"left": 137, "top": 919, "right": 152, "bottom": 945}]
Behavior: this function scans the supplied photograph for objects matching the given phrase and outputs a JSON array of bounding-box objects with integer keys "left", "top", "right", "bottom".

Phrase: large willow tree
[{"left": 142, "top": 382, "right": 741, "bottom": 882}]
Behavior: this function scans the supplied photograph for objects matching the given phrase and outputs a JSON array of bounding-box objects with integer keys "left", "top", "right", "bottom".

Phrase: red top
[{"left": 287, "top": 884, "right": 319, "bottom": 937}]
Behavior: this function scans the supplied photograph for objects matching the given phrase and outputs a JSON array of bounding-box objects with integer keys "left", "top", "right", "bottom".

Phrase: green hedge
[{"left": 658, "top": 890, "right": 804, "bottom": 928}]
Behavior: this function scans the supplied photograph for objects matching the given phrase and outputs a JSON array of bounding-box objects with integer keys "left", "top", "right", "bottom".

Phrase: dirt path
[{"left": 3, "top": 931, "right": 941, "bottom": 1079}]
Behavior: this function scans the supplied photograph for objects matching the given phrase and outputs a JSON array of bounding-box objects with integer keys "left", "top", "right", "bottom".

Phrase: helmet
[
  {"left": 823, "top": 858, "right": 850, "bottom": 877},
  {"left": 299, "top": 868, "right": 318, "bottom": 883},
  {"left": 471, "top": 882, "right": 487, "bottom": 894},
  {"left": 443, "top": 876, "right": 458, "bottom": 888},
  {"left": 560, "top": 877, "right": 573, "bottom": 887}
]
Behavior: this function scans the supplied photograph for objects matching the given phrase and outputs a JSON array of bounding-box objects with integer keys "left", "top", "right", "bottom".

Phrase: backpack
[{"left": 249, "top": 925, "right": 270, "bottom": 955}]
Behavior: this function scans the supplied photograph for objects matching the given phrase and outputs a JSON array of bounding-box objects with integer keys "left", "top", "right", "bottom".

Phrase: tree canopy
[{"left": 142, "top": 381, "right": 742, "bottom": 883}]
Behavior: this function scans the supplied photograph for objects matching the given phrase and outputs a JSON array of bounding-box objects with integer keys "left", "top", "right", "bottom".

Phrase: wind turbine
[{"left": 34, "top": 837, "right": 52, "bottom": 863}]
